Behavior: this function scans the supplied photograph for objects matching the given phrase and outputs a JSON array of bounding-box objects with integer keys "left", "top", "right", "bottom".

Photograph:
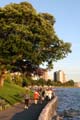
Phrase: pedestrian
[
  {"left": 33, "top": 90, "right": 40, "bottom": 104},
  {"left": 48, "top": 88, "right": 53, "bottom": 100},
  {"left": 41, "top": 88, "right": 45, "bottom": 102},
  {"left": 45, "top": 88, "right": 49, "bottom": 101},
  {"left": 24, "top": 89, "right": 30, "bottom": 109}
]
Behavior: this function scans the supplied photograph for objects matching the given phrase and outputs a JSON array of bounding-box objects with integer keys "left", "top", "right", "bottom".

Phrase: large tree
[{"left": 0, "top": 2, "right": 71, "bottom": 74}]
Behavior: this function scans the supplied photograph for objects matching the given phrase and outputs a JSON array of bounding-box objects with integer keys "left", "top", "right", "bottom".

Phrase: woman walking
[
  {"left": 33, "top": 90, "right": 40, "bottom": 104},
  {"left": 24, "top": 89, "right": 30, "bottom": 109}
]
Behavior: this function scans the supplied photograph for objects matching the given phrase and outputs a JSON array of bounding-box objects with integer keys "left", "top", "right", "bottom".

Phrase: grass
[{"left": 0, "top": 81, "right": 26, "bottom": 105}]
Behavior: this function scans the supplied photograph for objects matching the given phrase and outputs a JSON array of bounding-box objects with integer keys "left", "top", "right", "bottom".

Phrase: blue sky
[{"left": 0, "top": 0, "right": 80, "bottom": 82}]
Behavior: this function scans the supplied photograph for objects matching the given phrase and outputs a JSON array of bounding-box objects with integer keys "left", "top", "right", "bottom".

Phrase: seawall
[{"left": 38, "top": 96, "right": 58, "bottom": 120}]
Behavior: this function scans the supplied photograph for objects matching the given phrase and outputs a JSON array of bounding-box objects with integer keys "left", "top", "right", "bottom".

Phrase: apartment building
[{"left": 54, "top": 70, "right": 67, "bottom": 83}]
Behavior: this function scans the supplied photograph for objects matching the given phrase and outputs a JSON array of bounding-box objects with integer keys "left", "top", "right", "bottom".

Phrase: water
[{"left": 54, "top": 88, "right": 80, "bottom": 120}]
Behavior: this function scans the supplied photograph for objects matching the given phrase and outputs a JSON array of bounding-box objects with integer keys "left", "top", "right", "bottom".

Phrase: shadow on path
[{"left": 11, "top": 100, "right": 48, "bottom": 120}]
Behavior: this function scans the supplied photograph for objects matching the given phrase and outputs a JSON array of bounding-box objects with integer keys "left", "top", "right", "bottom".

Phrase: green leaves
[{"left": 0, "top": 1, "right": 71, "bottom": 73}]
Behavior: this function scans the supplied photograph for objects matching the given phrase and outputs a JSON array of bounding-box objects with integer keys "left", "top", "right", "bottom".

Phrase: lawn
[{"left": 0, "top": 81, "right": 25, "bottom": 105}]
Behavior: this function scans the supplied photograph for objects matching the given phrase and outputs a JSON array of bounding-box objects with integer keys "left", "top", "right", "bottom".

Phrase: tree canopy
[{"left": 0, "top": 2, "right": 71, "bottom": 74}]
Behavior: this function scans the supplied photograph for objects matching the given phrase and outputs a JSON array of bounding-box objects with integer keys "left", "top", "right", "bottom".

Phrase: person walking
[
  {"left": 40, "top": 88, "right": 45, "bottom": 103},
  {"left": 24, "top": 89, "right": 30, "bottom": 109},
  {"left": 33, "top": 90, "right": 40, "bottom": 104},
  {"left": 48, "top": 88, "right": 53, "bottom": 100}
]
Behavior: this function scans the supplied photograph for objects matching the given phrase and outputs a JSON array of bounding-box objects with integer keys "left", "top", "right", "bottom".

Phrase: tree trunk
[
  {"left": 0, "top": 76, "right": 4, "bottom": 87},
  {"left": 0, "top": 69, "right": 6, "bottom": 87}
]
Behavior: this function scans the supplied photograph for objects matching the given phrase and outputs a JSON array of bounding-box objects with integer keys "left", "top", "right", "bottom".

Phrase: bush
[
  {"left": 4, "top": 73, "right": 12, "bottom": 83},
  {"left": 22, "top": 76, "right": 33, "bottom": 86},
  {"left": 13, "top": 75, "right": 23, "bottom": 86},
  {"left": 22, "top": 78, "right": 28, "bottom": 87}
]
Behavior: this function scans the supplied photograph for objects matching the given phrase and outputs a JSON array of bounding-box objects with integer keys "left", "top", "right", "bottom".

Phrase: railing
[{"left": 38, "top": 96, "right": 58, "bottom": 120}]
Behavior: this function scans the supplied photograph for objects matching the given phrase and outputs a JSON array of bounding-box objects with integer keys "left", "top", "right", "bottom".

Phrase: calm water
[{"left": 54, "top": 88, "right": 80, "bottom": 120}]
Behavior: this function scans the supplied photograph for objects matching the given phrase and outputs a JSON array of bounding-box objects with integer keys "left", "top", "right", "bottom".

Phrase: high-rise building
[
  {"left": 54, "top": 70, "right": 67, "bottom": 83},
  {"left": 54, "top": 72, "right": 58, "bottom": 82}
]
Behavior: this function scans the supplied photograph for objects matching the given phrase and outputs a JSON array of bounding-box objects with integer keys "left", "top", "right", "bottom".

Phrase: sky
[{"left": 0, "top": 0, "right": 80, "bottom": 82}]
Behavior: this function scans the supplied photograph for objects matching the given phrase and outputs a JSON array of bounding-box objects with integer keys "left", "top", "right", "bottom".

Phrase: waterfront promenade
[{"left": 0, "top": 100, "right": 48, "bottom": 120}]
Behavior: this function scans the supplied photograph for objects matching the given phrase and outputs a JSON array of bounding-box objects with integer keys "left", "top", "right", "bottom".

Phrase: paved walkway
[{"left": 0, "top": 100, "right": 48, "bottom": 120}]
